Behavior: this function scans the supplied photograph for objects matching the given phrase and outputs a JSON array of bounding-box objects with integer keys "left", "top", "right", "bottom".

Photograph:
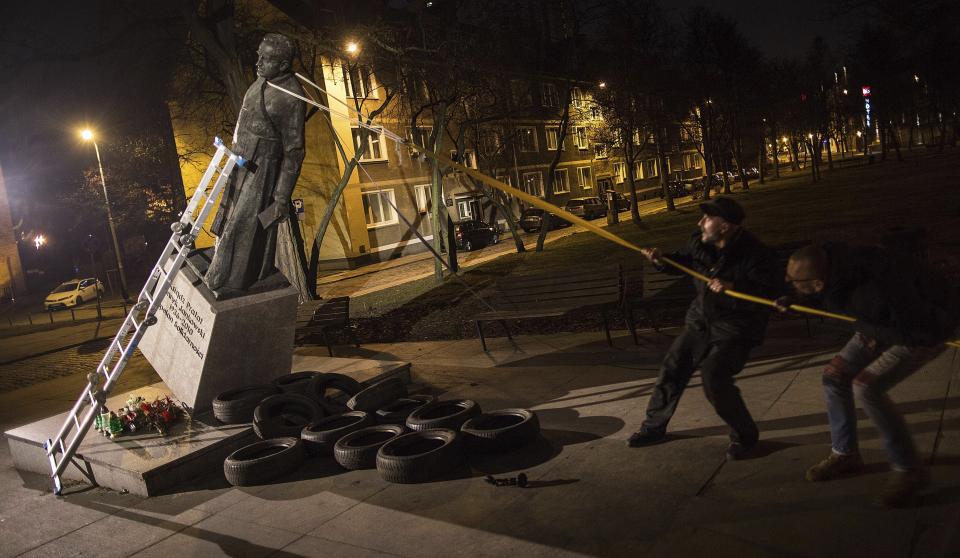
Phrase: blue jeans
[{"left": 821, "top": 333, "right": 942, "bottom": 471}]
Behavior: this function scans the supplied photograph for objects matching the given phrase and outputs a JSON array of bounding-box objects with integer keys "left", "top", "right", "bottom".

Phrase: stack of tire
[
  {"left": 220, "top": 372, "right": 540, "bottom": 487},
  {"left": 221, "top": 371, "right": 363, "bottom": 487}
]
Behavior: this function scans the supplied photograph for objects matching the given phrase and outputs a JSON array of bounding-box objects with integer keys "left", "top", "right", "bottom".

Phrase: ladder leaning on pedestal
[{"left": 43, "top": 137, "right": 246, "bottom": 496}]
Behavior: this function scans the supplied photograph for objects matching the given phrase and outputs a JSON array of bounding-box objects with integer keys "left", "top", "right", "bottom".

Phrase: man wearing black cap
[{"left": 628, "top": 197, "right": 780, "bottom": 460}]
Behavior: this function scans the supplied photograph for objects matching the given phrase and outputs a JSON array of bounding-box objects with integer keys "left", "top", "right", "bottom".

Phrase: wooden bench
[
  {"left": 295, "top": 296, "right": 358, "bottom": 356},
  {"left": 473, "top": 265, "right": 642, "bottom": 351}
]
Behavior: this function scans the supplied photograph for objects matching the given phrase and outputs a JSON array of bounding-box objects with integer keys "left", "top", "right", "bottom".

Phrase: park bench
[
  {"left": 295, "top": 296, "right": 358, "bottom": 356},
  {"left": 472, "top": 265, "right": 643, "bottom": 351}
]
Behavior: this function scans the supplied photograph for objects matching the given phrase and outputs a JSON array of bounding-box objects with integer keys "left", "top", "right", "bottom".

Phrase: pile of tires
[
  {"left": 252, "top": 394, "right": 323, "bottom": 439},
  {"left": 212, "top": 384, "right": 279, "bottom": 424},
  {"left": 272, "top": 371, "right": 318, "bottom": 395},
  {"left": 223, "top": 437, "right": 303, "bottom": 486},
  {"left": 460, "top": 409, "right": 540, "bottom": 453}
]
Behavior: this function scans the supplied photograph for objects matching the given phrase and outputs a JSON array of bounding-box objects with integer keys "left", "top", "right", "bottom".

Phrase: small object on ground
[
  {"left": 406, "top": 399, "right": 481, "bottom": 432},
  {"left": 376, "top": 428, "right": 463, "bottom": 484},
  {"left": 306, "top": 373, "right": 363, "bottom": 414},
  {"left": 253, "top": 393, "right": 323, "bottom": 439},
  {"left": 301, "top": 411, "right": 374, "bottom": 456},
  {"left": 272, "top": 371, "right": 319, "bottom": 395},
  {"left": 223, "top": 437, "right": 303, "bottom": 486},
  {"left": 213, "top": 384, "right": 279, "bottom": 424},
  {"left": 347, "top": 377, "right": 407, "bottom": 413},
  {"left": 725, "top": 440, "right": 758, "bottom": 461},
  {"left": 334, "top": 424, "right": 406, "bottom": 470},
  {"left": 461, "top": 409, "right": 539, "bottom": 452},
  {"left": 375, "top": 394, "right": 436, "bottom": 425},
  {"left": 484, "top": 473, "right": 529, "bottom": 487}
]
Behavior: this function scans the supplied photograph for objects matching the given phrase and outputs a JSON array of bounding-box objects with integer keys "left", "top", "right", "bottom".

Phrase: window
[
  {"left": 352, "top": 126, "right": 387, "bottom": 161},
  {"left": 642, "top": 159, "right": 659, "bottom": 179},
  {"left": 594, "top": 143, "right": 608, "bottom": 159},
  {"left": 406, "top": 126, "right": 432, "bottom": 153},
  {"left": 511, "top": 80, "right": 533, "bottom": 107},
  {"left": 571, "top": 87, "right": 584, "bottom": 108},
  {"left": 574, "top": 126, "right": 588, "bottom": 150},
  {"left": 414, "top": 184, "right": 431, "bottom": 213},
  {"left": 553, "top": 168, "right": 570, "bottom": 194},
  {"left": 541, "top": 83, "right": 559, "bottom": 108},
  {"left": 612, "top": 162, "right": 626, "bottom": 184},
  {"left": 343, "top": 65, "right": 377, "bottom": 98},
  {"left": 683, "top": 153, "right": 702, "bottom": 169},
  {"left": 496, "top": 175, "right": 513, "bottom": 187},
  {"left": 450, "top": 149, "right": 476, "bottom": 169},
  {"left": 362, "top": 189, "right": 397, "bottom": 228},
  {"left": 590, "top": 105, "right": 601, "bottom": 119},
  {"left": 521, "top": 171, "right": 544, "bottom": 197},
  {"left": 577, "top": 166, "right": 593, "bottom": 190},
  {"left": 545, "top": 127, "right": 563, "bottom": 150},
  {"left": 634, "top": 161, "right": 643, "bottom": 180},
  {"left": 479, "top": 128, "right": 501, "bottom": 154},
  {"left": 517, "top": 126, "right": 539, "bottom": 152}
]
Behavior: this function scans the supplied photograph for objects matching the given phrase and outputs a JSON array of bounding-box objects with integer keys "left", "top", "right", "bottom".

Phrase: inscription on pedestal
[{"left": 157, "top": 284, "right": 207, "bottom": 361}]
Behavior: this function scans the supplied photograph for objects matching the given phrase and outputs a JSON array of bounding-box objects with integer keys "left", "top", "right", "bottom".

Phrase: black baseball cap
[{"left": 699, "top": 197, "right": 745, "bottom": 225}]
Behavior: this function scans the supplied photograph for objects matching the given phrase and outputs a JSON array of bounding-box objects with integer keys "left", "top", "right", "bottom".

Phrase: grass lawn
[{"left": 350, "top": 149, "right": 960, "bottom": 343}]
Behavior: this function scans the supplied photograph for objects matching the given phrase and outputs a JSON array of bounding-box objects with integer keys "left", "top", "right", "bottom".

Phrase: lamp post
[{"left": 81, "top": 129, "right": 129, "bottom": 300}]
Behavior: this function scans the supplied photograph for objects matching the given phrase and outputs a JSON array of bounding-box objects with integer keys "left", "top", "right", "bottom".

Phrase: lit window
[
  {"left": 406, "top": 126, "right": 432, "bottom": 154},
  {"left": 577, "top": 166, "right": 593, "bottom": 190},
  {"left": 594, "top": 143, "right": 608, "bottom": 159},
  {"left": 553, "top": 169, "right": 570, "bottom": 194},
  {"left": 362, "top": 189, "right": 398, "bottom": 227},
  {"left": 343, "top": 65, "right": 377, "bottom": 98},
  {"left": 352, "top": 127, "right": 387, "bottom": 161},
  {"left": 521, "top": 171, "right": 544, "bottom": 197},
  {"left": 571, "top": 87, "right": 584, "bottom": 108},
  {"left": 517, "top": 126, "right": 539, "bottom": 152},
  {"left": 574, "top": 126, "right": 588, "bottom": 150},
  {"left": 612, "top": 162, "right": 626, "bottom": 184},
  {"left": 414, "top": 184, "right": 431, "bottom": 213},
  {"left": 545, "top": 127, "right": 563, "bottom": 150}
]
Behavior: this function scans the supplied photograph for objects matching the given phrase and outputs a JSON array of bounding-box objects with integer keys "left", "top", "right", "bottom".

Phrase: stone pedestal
[{"left": 137, "top": 263, "right": 298, "bottom": 412}]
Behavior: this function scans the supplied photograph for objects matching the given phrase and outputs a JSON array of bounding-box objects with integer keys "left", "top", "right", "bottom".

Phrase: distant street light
[
  {"left": 80, "top": 128, "right": 129, "bottom": 300},
  {"left": 598, "top": 81, "right": 607, "bottom": 89},
  {"left": 856, "top": 131, "right": 862, "bottom": 137},
  {"left": 345, "top": 41, "right": 359, "bottom": 55}
]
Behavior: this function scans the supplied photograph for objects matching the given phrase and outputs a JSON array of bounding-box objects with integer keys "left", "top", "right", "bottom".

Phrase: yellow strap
[{"left": 417, "top": 146, "right": 960, "bottom": 350}]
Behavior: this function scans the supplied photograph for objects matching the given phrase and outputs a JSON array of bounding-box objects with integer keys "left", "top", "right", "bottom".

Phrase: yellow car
[{"left": 44, "top": 278, "right": 103, "bottom": 310}]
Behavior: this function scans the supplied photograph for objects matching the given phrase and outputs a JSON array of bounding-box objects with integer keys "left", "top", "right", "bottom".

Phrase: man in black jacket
[
  {"left": 778, "top": 243, "right": 955, "bottom": 507},
  {"left": 628, "top": 198, "right": 780, "bottom": 460}
]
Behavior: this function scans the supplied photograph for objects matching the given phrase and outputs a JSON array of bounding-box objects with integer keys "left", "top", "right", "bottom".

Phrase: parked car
[
  {"left": 659, "top": 180, "right": 690, "bottom": 199},
  {"left": 607, "top": 191, "right": 632, "bottom": 211},
  {"left": 519, "top": 208, "right": 571, "bottom": 232},
  {"left": 44, "top": 278, "right": 103, "bottom": 310},
  {"left": 745, "top": 167, "right": 760, "bottom": 179},
  {"left": 454, "top": 219, "right": 500, "bottom": 251},
  {"left": 564, "top": 197, "right": 607, "bottom": 220}
]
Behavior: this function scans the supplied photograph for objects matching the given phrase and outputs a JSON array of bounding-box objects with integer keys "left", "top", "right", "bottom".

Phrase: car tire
[
  {"left": 272, "top": 371, "right": 317, "bottom": 395},
  {"left": 301, "top": 411, "right": 375, "bottom": 456},
  {"left": 376, "top": 429, "right": 464, "bottom": 484},
  {"left": 76, "top": 296, "right": 83, "bottom": 306},
  {"left": 213, "top": 384, "right": 280, "bottom": 424},
  {"left": 333, "top": 424, "right": 405, "bottom": 470},
  {"left": 406, "top": 399, "right": 481, "bottom": 432},
  {"left": 375, "top": 394, "right": 436, "bottom": 425},
  {"left": 253, "top": 394, "right": 323, "bottom": 439},
  {"left": 347, "top": 377, "right": 407, "bottom": 413},
  {"left": 223, "top": 437, "right": 303, "bottom": 486},
  {"left": 461, "top": 409, "right": 540, "bottom": 453},
  {"left": 306, "top": 373, "right": 363, "bottom": 414}
]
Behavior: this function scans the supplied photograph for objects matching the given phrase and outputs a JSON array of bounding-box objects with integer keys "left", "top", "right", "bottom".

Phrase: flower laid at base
[{"left": 93, "top": 395, "right": 188, "bottom": 438}]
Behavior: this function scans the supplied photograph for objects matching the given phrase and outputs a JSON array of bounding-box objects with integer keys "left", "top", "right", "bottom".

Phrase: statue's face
[{"left": 256, "top": 43, "right": 289, "bottom": 79}]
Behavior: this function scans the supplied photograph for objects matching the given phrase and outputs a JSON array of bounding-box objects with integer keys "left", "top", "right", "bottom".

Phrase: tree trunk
[
  {"left": 656, "top": 137, "right": 674, "bottom": 212},
  {"left": 826, "top": 135, "right": 833, "bottom": 170},
  {"left": 430, "top": 105, "right": 447, "bottom": 281},
  {"left": 758, "top": 139, "right": 765, "bottom": 185}
]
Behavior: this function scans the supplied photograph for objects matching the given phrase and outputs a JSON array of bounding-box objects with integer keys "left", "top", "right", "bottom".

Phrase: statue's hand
[{"left": 273, "top": 199, "right": 289, "bottom": 222}]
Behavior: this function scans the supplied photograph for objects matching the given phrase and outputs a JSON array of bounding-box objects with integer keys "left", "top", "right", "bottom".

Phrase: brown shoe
[
  {"left": 875, "top": 468, "right": 931, "bottom": 508},
  {"left": 805, "top": 452, "right": 864, "bottom": 482}
]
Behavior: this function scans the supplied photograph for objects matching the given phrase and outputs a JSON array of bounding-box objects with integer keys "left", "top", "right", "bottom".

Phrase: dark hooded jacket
[
  {"left": 659, "top": 228, "right": 780, "bottom": 345},
  {"left": 817, "top": 243, "right": 957, "bottom": 347}
]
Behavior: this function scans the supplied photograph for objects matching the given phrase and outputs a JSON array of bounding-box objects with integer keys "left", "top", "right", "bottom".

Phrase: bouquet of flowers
[{"left": 94, "top": 395, "right": 184, "bottom": 438}]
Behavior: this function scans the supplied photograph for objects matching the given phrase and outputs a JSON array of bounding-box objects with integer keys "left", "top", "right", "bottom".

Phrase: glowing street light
[
  {"left": 781, "top": 136, "right": 788, "bottom": 143},
  {"left": 856, "top": 131, "right": 862, "bottom": 137},
  {"left": 345, "top": 41, "right": 360, "bottom": 55},
  {"left": 34, "top": 234, "right": 45, "bottom": 250},
  {"left": 598, "top": 81, "right": 607, "bottom": 89},
  {"left": 80, "top": 128, "right": 129, "bottom": 300}
]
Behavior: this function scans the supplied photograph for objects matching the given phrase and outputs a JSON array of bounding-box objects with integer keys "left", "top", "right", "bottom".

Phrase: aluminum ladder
[{"left": 43, "top": 137, "right": 246, "bottom": 495}]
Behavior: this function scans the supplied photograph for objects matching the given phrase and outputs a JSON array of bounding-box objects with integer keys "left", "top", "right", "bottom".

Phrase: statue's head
[{"left": 256, "top": 33, "right": 295, "bottom": 79}]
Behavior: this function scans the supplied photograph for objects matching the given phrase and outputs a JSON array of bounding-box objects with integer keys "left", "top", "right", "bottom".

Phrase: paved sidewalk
[{"left": 1, "top": 320, "right": 957, "bottom": 558}]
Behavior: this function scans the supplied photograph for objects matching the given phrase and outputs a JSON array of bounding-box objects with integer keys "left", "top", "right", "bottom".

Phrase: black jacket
[
  {"left": 818, "top": 243, "right": 956, "bottom": 347},
  {"left": 659, "top": 228, "right": 780, "bottom": 345}
]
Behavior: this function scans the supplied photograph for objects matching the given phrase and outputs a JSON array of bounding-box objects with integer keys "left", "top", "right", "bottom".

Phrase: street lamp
[
  {"left": 345, "top": 41, "right": 359, "bottom": 55},
  {"left": 34, "top": 234, "right": 45, "bottom": 250},
  {"left": 80, "top": 128, "right": 129, "bottom": 300},
  {"left": 598, "top": 81, "right": 607, "bottom": 89}
]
